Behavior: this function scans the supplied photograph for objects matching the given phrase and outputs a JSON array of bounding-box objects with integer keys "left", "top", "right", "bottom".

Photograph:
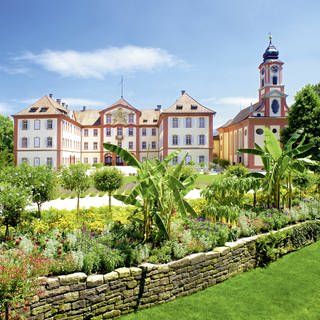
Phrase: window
[
  {"left": 151, "top": 128, "right": 156, "bottom": 136},
  {"left": 84, "top": 157, "right": 88, "bottom": 164},
  {"left": 34, "top": 157, "right": 40, "bottom": 166},
  {"left": 34, "top": 120, "right": 40, "bottom": 130},
  {"left": 93, "top": 129, "right": 98, "bottom": 136},
  {"left": 29, "top": 107, "right": 38, "bottom": 112},
  {"left": 142, "top": 141, "right": 147, "bottom": 149},
  {"left": 172, "top": 118, "right": 179, "bottom": 128},
  {"left": 261, "top": 79, "right": 265, "bottom": 87},
  {"left": 46, "top": 157, "right": 53, "bottom": 166},
  {"left": 172, "top": 156, "right": 178, "bottom": 165},
  {"left": 106, "top": 128, "right": 111, "bottom": 136},
  {"left": 128, "top": 114, "right": 134, "bottom": 124},
  {"left": 84, "top": 129, "right": 89, "bottom": 137},
  {"left": 106, "top": 114, "right": 112, "bottom": 124},
  {"left": 117, "top": 127, "right": 123, "bottom": 137},
  {"left": 93, "top": 157, "right": 98, "bottom": 164},
  {"left": 47, "top": 137, "right": 53, "bottom": 147},
  {"left": 191, "top": 105, "right": 198, "bottom": 110},
  {"left": 143, "top": 119, "right": 147, "bottom": 123},
  {"left": 256, "top": 128, "right": 264, "bottom": 135},
  {"left": 128, "top": 127, "right": 134, "bottom": 136},
  {"left": 117, "top": 141, "right": 122, "bottom": 147},
  {"left": 34, "top": 137, "right": 40, "bottom": 148},
  {"left": 176, "top": 105, "right": 183, "bottom": 110},
  {"left": 40, "top": 107, "right": 48, "bottom": 113},
  {"left": 198, "top": 135, "right": 205, "bottom": 145},
  {"left": 84, "top": 142, "right": 88, "bottom": 150},
  {"left": 21, "top": 137, "right": 28, "bottom": 148},
  {"left": 128, "top": 141, "right": 134, "bottom": 150},
  {"left": 198, "top": 156, "right": 205, "bottom": 164},
  {"left": 272, "top": 76, "right": 278, "bottom": 85},
  {"left": 21, "top": 157, "right": 28, "bottom": 164},
  {"left": 22, "top": 120, "right": 28, "bottom": 130},
  {"left": 199, "top": 117, "right": 205, "bottom": 128},
  {"left": 172, "top": 135, "right": 179, "bottom": 145},
  {"left": 151, "top": 141, "right": 156, "bottom": 149},
  {"left": 93, "top": 142, "right": 98, "bottom": 150},
  {"left": 142, "top": 128, "right": 147, "bottom": 136},
  {"left": 271, "top": 100, "right": 280, "bottom": 114},
  {"left": 185, "top": 134, "right": 192, "bottom": 145},
  {"left": 272, "top": 128, "right": 278, "bottom": 134},
  {"left": 185, "top": 155, "right": 192, "bottom": 164},
  {"left": 47, "top": 120, "right": 53, "bottom": 129},
  {"left": 185, "top": 118, "right": 192, "bottom": 128}
]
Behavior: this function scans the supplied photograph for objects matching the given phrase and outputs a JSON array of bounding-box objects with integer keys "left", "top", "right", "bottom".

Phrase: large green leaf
[
  {"left": 103, "top": 143, "right": 141, "bottom": 169},
  {"left": 264, "top": 128, "right": 282, "bottom": 160}
]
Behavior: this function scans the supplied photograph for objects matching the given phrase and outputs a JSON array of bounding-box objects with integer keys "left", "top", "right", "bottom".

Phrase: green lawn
[{"left": 122, "top": 241, "right": 320, "bottom": 320}]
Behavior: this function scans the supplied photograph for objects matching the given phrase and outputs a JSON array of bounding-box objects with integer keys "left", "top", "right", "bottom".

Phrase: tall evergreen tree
[
  {"left": 282, "top": 84, "right": 320, "bottom": 160},
  {"left": 0, "top": 115, "right": 14, "bottom": 167}
]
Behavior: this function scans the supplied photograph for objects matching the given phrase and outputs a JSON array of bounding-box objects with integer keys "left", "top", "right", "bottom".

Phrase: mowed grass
[{"left": 122, "top": 241, "right": 320, "bottom": 320}]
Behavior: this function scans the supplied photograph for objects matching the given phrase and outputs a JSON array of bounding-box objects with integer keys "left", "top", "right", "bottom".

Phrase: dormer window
[
  {"left": 153, "top": 119, "right": 157, "bottom": 123},
  {"left": 143, "top": 119, "right": 147, "bottom": 123},
  {"left": 176, "top": 105, "right": 183, "bottom": 110},
  {"left": 29, "top": 107, "right": 38, "bottom": 112},
  {"left": 191, "top": 105, "right": 198, "bottom": 110},
  {"left": 40, "top": 107, "right": 48, "bottom": 112}
]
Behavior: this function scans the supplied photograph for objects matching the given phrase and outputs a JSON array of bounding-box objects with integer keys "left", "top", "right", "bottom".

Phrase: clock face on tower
[{"left": 271, "top": 65, "right": 279, "bottom": 73}]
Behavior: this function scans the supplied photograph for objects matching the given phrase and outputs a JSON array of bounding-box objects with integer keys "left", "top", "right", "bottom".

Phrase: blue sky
[{"left": 1, "top": 0, "right": 319, "bottom": 128}]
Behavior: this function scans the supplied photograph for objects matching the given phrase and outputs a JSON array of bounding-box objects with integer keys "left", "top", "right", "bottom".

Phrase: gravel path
[{"left": 27, "top": 189, "right": 202, "bottom": 211}]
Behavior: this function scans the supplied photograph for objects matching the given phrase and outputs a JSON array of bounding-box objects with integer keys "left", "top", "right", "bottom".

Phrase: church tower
[{"left": 258, "top": 34, "right": 288, "bottom": 118}]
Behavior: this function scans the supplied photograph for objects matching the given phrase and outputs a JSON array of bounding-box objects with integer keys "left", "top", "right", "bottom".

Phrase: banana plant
[
  {"left": 103, "top": 143, "right": 197, "bottom": 242},
  {"left": 239, "top": 128, "right": 316, "bottom": 209}
]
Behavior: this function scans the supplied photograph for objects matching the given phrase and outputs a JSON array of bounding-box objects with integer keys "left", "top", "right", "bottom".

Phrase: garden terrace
[{"left": 16, "top": 220, "right": 320, "bottom": 319}]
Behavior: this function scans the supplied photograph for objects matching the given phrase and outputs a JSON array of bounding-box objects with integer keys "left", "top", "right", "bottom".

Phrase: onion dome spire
[{"left": 263, "top": 33, "right": 279, "bottom": 62}]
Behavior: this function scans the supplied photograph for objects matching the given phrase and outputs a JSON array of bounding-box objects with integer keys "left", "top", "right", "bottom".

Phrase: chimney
[
  {"left": 56, "top": 98, "right": 61, "bottom": 105},
  {"left": 62, "top": 102, "right": 65, "bottom": 107},
  {"left": 49, "top": 93, "right": 53, "bottom": 98},
  {"left": 65, "top": 104, "right": 68, "bottom": 109},
  {"left": 155, "top": 104, "right": 161, "bottom": 111},
  {"left": 82, "top": 106, "right": 86, "bottom": 111},
  {"left": 181, "top": 90, "right": 185, "bottom": 95}
]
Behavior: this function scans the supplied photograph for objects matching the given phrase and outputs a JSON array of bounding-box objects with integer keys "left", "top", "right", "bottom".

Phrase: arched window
[
  {"left": 271, "top": 100, "right": 280, "bottom": 114},
  {"left": 272, "top": 76, "right": 278, "bottom": 85}
]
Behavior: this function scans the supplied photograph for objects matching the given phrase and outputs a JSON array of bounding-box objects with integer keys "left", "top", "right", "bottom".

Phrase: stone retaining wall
[{"left": 25, "top": 221, "right": 320, "bottom": 320}]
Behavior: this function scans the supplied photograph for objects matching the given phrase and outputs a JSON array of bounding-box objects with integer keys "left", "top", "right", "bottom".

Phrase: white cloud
[
  {"left": 17, "top": 46, "right": 179, "bottom": 79},
  {"left": 204, "top": 96, "right": 256, "bottom": 107},
  {"left": 21, "top": 97, "right": 105, "bottom": 108},
  {"left": 63, "top": 98, "right": 105, "bottom": 108},
  {"left": 0, "top": 102, "right": 15, "bottom": 115},
  {"left": 0, "top": 65, "right": 30, "bottom": 75}
]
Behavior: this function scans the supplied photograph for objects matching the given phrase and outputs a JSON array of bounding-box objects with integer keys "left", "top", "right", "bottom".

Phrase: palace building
[
  {"left": 218, "top": 36, "right": 289, "bottom": 169},
  {"left": 13, "top": 91, "right": 215, "bottom": 168}
]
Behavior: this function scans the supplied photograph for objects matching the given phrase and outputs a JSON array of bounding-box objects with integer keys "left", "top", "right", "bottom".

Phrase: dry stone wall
[{"left": 25, "top": 221, "right": 319, "bottom": 320}]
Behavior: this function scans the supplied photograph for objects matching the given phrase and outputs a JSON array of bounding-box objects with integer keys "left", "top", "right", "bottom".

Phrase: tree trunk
[
  {"left": 5, "top": 302, "right": 9, "bottom": 320},
  {"left": 288, "top": 173, "right": 292, "bottom": 210},
  {"left": 5, "top": 224, "right": 9, "bottom": 240},
  {"left": 108, "top": 192, "right": 112, "bottom": 219},
  {"left": 37, "top": 202, "right": 41, "bottom": 218},
  {"left": 253, "top": 191, "right": 257, "bottom": 208},
  {"left": 76, "top": 194, "right": 80, "bottom": 220}
]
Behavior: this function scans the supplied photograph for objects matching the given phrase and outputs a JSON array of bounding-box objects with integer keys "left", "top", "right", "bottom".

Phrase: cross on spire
[{"left": 268, "top": 32, "right": 273, "bottom": 45}]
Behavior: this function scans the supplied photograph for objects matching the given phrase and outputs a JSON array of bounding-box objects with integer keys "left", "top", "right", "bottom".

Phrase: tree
[
  {"left": 0, "top": 115, "right": 14, "bottom": 168},
  {"left": 282, "top": 84, "right": 320, "bottom": 161},
  {"left": 240, "top": 128, "right": 315, "bottom": 209},
  {"left": 93, "top": 167, "right": 123, "bottom": 214},
  {"left": 60, "top": 164, "right": 91, "bottom": 217},
  {"left": 30, "top": 166, "right": 57, "bottom": 217},
  {"left": 103, "top": 143, "right": 197, "bottom": 242},
  {"left": 0, "top": 183, "right": 29, "bottom": 239}
]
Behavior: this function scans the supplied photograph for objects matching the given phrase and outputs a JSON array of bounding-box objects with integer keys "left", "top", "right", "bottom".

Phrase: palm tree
[
  {"left": 103, "top": 143, "right": 197, "bottom": 242},
  {"left": 239, "top": 129, "right": 316, "bottom": 209}
]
